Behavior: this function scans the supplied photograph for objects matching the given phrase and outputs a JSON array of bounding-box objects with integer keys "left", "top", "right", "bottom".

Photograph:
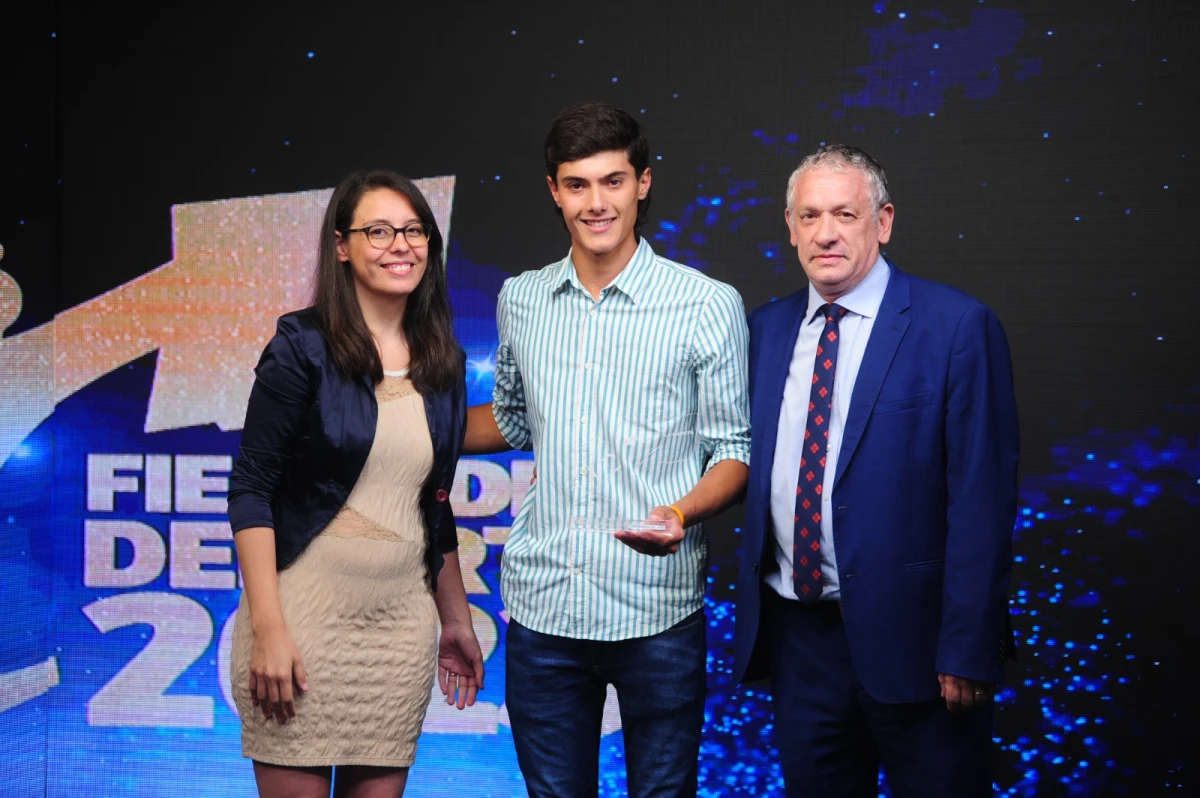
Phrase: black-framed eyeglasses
[{"left": 344, "top": 223, "right": 430, "bottom": 249}]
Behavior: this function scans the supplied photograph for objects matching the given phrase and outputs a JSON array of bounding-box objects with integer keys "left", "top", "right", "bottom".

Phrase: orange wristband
[{"left": 667, "top": 505, "right": 685, "bottom": 526}]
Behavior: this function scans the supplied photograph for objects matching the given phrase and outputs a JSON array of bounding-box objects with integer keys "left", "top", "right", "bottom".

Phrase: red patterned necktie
[{"left": 793, "top": 303, "right": 848, "bottom": 602}]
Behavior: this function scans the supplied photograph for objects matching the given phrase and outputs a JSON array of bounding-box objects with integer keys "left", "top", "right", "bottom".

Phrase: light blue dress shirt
[{"left": 766, "top": 256, "right": 891, "bottom": 601}]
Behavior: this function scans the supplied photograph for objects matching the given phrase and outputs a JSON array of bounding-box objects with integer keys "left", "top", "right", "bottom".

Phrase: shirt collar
[
  {"left": 805, "top": 255, "right": 891, "bottom": 324},
  {"left": 551, "top": 237, "right": 656, "bottom": 304}
]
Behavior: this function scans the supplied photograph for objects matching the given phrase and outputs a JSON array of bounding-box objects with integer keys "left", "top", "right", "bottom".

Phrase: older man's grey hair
[{"left": 785, "top": 144, "right": 891, "bottom": 216}]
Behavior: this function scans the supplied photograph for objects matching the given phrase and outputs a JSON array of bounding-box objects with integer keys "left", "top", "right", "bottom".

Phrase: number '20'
[{"left": 81, "top": 592, "right": 237, "bottom": 727}]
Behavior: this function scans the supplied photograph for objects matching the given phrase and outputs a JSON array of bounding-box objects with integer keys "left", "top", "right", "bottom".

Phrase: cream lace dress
[{"left": 231, "top": 372, "right": 438, "bottom": 767}]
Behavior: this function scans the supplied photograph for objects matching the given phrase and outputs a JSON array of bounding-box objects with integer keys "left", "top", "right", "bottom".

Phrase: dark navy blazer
[
  {"left": 734, "top": 266, "right": 1019, "bottom": 702},
  {"left": 227, "top": 308, "right": 466, "bottom": 588}
]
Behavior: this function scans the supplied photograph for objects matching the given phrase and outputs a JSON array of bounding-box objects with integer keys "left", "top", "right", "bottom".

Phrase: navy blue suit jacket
[
  {"left": 227, "top": 308, "right": 467, "bottom": 588},
  {"left": 733, "top": 265, "right": 1019, "bottom": 703}
]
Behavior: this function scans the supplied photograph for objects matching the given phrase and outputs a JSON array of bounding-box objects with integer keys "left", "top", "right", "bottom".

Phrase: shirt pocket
[
  {"left": 609, "top": 371, "right": 699, "bottom": 485},
  {"left": 610, "top": 341, "right": 693, "bottom": 430}
]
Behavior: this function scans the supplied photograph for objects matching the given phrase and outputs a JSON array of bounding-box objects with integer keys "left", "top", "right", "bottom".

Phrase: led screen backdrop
[{"left": 1, "top": 1, "right": 1197, "bottom": 795}]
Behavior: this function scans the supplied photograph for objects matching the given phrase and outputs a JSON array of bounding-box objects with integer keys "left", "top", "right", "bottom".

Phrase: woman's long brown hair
[{"left": 312, "top": 170, "right": 461, "bottom": 393}]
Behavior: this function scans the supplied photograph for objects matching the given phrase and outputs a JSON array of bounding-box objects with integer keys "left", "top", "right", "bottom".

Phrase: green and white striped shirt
[{"left": 493, "top": 238, "right": 751, "bottom": 641}]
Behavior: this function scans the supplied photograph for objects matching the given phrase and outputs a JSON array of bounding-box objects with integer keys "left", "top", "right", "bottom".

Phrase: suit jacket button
[
  {"left": 435, "top": 489, "right": 449, "bottom": 502},
  {"left": 752, "top": 561, "right": 759, "bottom": 574}
]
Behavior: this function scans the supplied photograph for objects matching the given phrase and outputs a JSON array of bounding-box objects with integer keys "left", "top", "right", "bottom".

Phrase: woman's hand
[
  {"left": 437, "top": 622, "right": 485, "bottom": 710},
  {"left": 248, "top": 623, "right": 309, "bottom": 723}
]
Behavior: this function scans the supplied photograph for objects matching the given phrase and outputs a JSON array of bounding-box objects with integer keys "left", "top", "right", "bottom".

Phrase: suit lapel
[
  {"left": 833, "top": 267, "right": 912, "bottom": 489},
  {"left": 756, "top": 292, "right": 809, "bottom": 496}
]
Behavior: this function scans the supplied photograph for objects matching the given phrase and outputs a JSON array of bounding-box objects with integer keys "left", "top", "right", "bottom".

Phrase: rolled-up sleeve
[
  {"left": 492, "top": 282, "right": 533, "bottom": 451},
  {"left": 227, "top": 317, "right": 312, "bottom": 533},
  {"left": 692, "top": 284, "right": 752, "bottom": 470}
]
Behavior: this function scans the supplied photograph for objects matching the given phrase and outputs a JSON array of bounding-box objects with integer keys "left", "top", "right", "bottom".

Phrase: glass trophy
[{"left": 570, "top": 518, "right": 669, "bottom": 535}]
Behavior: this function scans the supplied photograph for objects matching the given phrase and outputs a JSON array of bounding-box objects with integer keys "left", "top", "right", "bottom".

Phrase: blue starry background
[{"left": 1, "top": 0, "right": 1197, "bottom": 795}]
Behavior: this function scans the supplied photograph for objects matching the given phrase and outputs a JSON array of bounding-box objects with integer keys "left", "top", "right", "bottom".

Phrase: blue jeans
[{"left": 506, "top": 610, "right": 707, "bottom": 797}]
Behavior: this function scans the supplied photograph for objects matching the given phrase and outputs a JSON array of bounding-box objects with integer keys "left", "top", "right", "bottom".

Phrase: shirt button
[
  {"left": 572, "top": 566, "right": 582, "bottom": 575},
  {"left": 583, "top": 362, "right": 592, "bottom": 370},
  {"left": 588, "top": 308, "right": 597, "bottom": 317},
  {"left": 580, "top": 466, "right": 589, "bottom": 475},
  {"left": 580, "top": 416, "right": 587, "bottom": 424}
]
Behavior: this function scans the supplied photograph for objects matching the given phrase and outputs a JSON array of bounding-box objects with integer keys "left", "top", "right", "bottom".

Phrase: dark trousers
[
  {"left": 505, "top": 610, "right": 707, "bottom": 798},
  {"left": 768, "top": 594, "right": 994, "bottom": 798}
]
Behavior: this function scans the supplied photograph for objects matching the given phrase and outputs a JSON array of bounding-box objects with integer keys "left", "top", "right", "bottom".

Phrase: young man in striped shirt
[{"left": 465, "top": 102, "right": 751, "bottom": 796}]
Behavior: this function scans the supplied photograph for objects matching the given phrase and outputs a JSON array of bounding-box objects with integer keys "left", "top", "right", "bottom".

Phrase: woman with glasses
[{"left": 227, "top": 170, "right": 483, "bottom": 797}]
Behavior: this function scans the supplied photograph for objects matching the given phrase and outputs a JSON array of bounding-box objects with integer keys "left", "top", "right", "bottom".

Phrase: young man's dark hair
[{"left": 543, "top": 102, "right": 653, "bottom": 237}]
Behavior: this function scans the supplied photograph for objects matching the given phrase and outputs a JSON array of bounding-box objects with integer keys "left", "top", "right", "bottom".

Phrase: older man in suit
[{"left": 734, "top": 144, "right": 1019, "bottom": 797}]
